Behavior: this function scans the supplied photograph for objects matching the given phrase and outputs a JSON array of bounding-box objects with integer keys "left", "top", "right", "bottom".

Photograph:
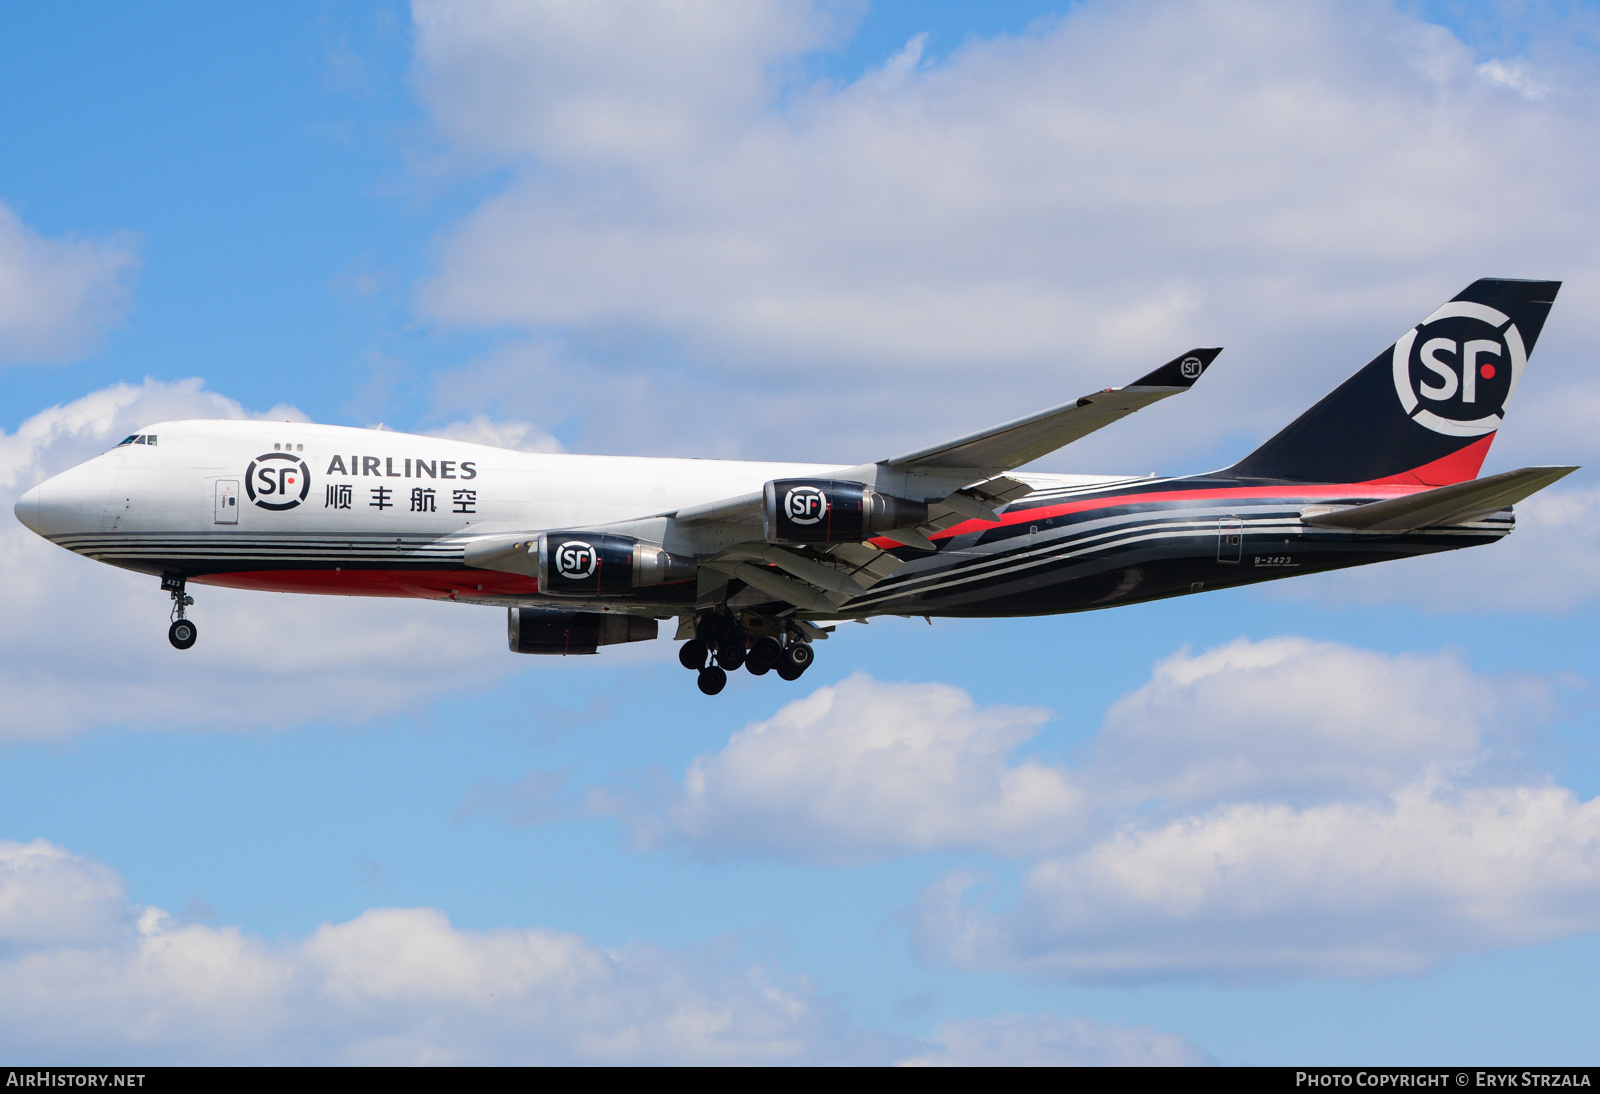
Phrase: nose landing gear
[{"left": 162, "top": 574, "right": 197, "bottom": 650}]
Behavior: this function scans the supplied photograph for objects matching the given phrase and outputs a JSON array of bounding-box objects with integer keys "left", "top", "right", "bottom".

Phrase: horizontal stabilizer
[
  {"left": 1302, "top": 466, "right": 1577, "bottom": 532},
  {"left": 888, "top": 348, "right": 1221, "bottom": 471}
]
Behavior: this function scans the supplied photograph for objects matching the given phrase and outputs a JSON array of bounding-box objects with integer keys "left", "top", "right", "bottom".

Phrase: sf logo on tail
[{"left": 1393, "top": 301, "right": 1526, "bottom": 437}]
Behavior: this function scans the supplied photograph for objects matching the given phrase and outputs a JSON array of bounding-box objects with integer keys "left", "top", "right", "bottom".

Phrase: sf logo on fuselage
[
  {"left": 245, "top": 452, "right": 311, "bottom": 511},
  {"left": 784, "top": 486, "right": 829, "bottom": 525},
  {"left": 555, "top": 540, "right": 598, "bottom": 579},
  {"left": 1392, "top": 301, "right": 1526, "bottom": 437}
]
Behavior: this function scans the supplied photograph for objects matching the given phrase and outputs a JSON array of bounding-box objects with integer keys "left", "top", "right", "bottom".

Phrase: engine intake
[
  {"left": 508, "top": 608, "right": 658, "bottom": 654},
  {"left": 763, "top": 479, "right": 929, "bottom": 544},
  {"left": 536, "top": 533, "right": 696, "bottom": 596}
]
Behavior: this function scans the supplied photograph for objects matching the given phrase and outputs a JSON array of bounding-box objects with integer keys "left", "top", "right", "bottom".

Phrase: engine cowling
[
  {"left": 763, "top": 479, "right": 930, "bottom": 544},
  {"left": 507, "top": 607, "right": 658, "bottom": 654},
  {"left": 536, "top": 533, "right": 696, "bottom": 596}
]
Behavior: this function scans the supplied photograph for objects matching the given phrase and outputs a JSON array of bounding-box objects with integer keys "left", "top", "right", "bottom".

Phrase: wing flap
[
  {"left": 704, "top": 560, "right": 837, "bottom": 611},
  {"left": 1302, "top": 466, "right": 1578, "bottom": 532}
]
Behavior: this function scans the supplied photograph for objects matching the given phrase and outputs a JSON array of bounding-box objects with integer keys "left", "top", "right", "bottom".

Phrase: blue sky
[{"left": 3, "top": 0, "right": 1600, "bottom": 1065}]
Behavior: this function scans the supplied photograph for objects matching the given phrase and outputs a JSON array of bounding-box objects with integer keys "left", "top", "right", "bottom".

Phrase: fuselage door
[
  {"left": 1217, "top": 517, "right": 1242, "bottom": 563},
  {"left": 215, "top": 479, "right": 240, "bottom": 525}
]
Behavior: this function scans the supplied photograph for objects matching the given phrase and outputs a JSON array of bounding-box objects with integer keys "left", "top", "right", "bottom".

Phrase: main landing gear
[
  {"left": 162, "top": 574, "right": 197, "bottom": 650},
  {"left": 678, "top": 612, "right": 814, "bottom": 695}
]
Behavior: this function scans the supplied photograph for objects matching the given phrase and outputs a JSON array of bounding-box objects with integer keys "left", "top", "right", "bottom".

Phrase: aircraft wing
[
  {"left": 676, "top": 347, "right": 1222, "bottom": 531},
  {"left": 667, "top": 349, "right": 1222, "bottom": 612},
  {"left": 885, "top": 347, "right": 1222, "bottom": 471}
]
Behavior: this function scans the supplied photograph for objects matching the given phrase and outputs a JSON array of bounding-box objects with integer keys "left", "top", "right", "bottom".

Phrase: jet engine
[
  {"left": 507, "top": 607, "right": 658, "bottom": 654},
  {"left": 763, "top": 479, "right": 929, "bottom": 544},
  {"left": 536, "top": 532, "right": 696, "bottom": 596}
]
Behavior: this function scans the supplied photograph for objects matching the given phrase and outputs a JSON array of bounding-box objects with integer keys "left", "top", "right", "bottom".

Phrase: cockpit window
[
  {"left": 116, "top": 435, "right": 138, "bottom": 447},
  {"left": 145, "top": 435, "right": 157, "bottom": 446},
  {"left": 114, "top": 434, "right": 157, "bottom": 448}
]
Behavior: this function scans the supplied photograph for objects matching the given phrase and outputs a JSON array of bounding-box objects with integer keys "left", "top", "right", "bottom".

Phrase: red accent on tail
[{"left": 1362, "top": 434, "right": 1495, "bottom": 487}]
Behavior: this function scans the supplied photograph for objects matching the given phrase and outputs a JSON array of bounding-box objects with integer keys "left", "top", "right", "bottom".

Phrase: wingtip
[{"left": 1130, "top": 347, "right": 1223, "bottom": 389}]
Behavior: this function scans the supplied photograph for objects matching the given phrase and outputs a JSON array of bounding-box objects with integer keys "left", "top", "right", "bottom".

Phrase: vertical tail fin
[{"left": 1228, "top": 278, "right": 1560, "bottom": 485}]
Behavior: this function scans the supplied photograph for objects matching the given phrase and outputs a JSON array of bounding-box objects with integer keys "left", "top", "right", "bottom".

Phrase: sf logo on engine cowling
[
  {"left": 555, "top": 540, "right": 598, "bottom": 579},
  {"left": 245, "top": 452, "right": 311, "bottom": 511},
  {"left": 1392, "top": 301, "right": 1526, "bottom": 437},
  {"left": 784, "top": 486, "right": 828, "bottom": 525}
]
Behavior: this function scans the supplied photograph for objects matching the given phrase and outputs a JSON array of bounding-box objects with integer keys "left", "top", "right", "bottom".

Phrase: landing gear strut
[{"left": 163, "top": 574, "right": 197, "bottom": 650}]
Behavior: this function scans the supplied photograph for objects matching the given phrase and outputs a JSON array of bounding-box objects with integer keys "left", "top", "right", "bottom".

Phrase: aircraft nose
[
  {"left": 13, "top": 482, "right": 42, "bottom": 534},
  {"left": 13, "top": 466, "right": 109, "bottom": 539}
]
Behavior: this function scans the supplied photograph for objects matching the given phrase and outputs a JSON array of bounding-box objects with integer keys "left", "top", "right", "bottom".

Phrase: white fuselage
[
  {"left": 13, "top": 419, "right": 1119, "bottom": 608},
  {"left": 17, "top": 419, "right": 847, "bottom": 541}
]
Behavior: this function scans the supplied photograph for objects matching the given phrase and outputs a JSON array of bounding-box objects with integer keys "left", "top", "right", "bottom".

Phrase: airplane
[{"left": 12, "top": 278, "right": 1576, "bottom": 695}]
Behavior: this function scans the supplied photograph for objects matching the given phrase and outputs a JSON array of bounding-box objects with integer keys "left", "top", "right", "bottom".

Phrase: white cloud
[
  {"left": 906, "top": 638, "right": 1596, "bottom": 983},
  {"left": 1092, "top": 637, "right": 1497, "bottom": 808},
  {"left": 0, "top": 202, "right": 138, "bottom": 365},
  {"left": 603, "top": 639, "right": 1598, "bottom": 981},
  {"left": 916, "top": 781, "right": 1600, "bottom": 984},
  {"left": 1477, "top": 59, "right": 1550, "bottom": 100},
  {"left": 409, "top": 0, "right": 1600, "bottom": 472},
  {"left": 1277, "top": 482, "right": 1600, "bottom": 613},
  {"left": 615, "top": 674, "right": 1083, "bottom": 862},
  {"left": 0, "top": 381, "right": 572, "bottom": 740},
  {"left": 0, "top": 377, "right": 300, "bottom": 498},
  {"left": 0, "top": 836, "right": 1200, "bottom": 1065},
  {"left": 903, "top": 1013, "right": 1211, "bottom": 1067},
  {"left": 0, "top": 839, "right": 128, "bottom": 947},
  {"left": 412, "top": 0, "right": 842, "bottom": 165},
  {"left": 0, "top": 845, "right": 882, "bottom": 1063},
  {"left": 620, "top": 640, "right": 1524, "bottom": 860},
  {"left": 426, "top": 413, "right": 564, "bottom": 452}
]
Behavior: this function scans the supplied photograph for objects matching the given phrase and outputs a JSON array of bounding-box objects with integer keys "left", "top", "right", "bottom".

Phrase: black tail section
[{"left": 1228, "top": 279, "right": 1560, "bottom": 485}]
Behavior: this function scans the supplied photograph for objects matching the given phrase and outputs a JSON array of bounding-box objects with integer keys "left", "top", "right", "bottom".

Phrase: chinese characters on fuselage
[{"left": 320, "top": 455, "right": 481, "bottom": 516}]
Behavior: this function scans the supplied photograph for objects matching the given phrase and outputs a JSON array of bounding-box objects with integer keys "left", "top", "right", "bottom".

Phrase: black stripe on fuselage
[{"left": 50, "top": 477, "right": 1512, "bottom": 614}]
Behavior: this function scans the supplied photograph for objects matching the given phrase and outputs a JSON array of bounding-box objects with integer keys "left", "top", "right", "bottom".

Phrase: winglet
[{"left": 1128, "top": 347, "right": 1223, "bottom": 390}]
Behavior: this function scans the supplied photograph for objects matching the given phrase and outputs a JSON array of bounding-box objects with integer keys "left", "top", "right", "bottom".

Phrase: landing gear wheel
[
  {"left": 697, "top": 665, "right": 728, "bottom": 695},
  {"left": 168, "top": 618, "right": 197, "bottom": 650},
  {"left": 679, "top": 639, "right": 709, "bottom": 670},
  {"left": 776, "top": 643, "right": 813, "bottom": 681},
  {"left": 716, "top": 636, "right": 748, "bottom": 672},
  {"left": 747, "top": 636, "right": 782, "bottom": 673},
  {"left": 696, "top": 614, "right": 730, "bottom": 643},
  {"left": 162, "top": 574, "right": 196, "bottom": 650}
]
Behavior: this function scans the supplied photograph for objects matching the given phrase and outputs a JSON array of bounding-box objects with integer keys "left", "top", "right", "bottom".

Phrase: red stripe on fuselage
[
  {"left": 873, "top": 480, "right": 1435, "bottom": 548},
  {"left": 193, "top": 568, "right": 539, "bottom": 599}
]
